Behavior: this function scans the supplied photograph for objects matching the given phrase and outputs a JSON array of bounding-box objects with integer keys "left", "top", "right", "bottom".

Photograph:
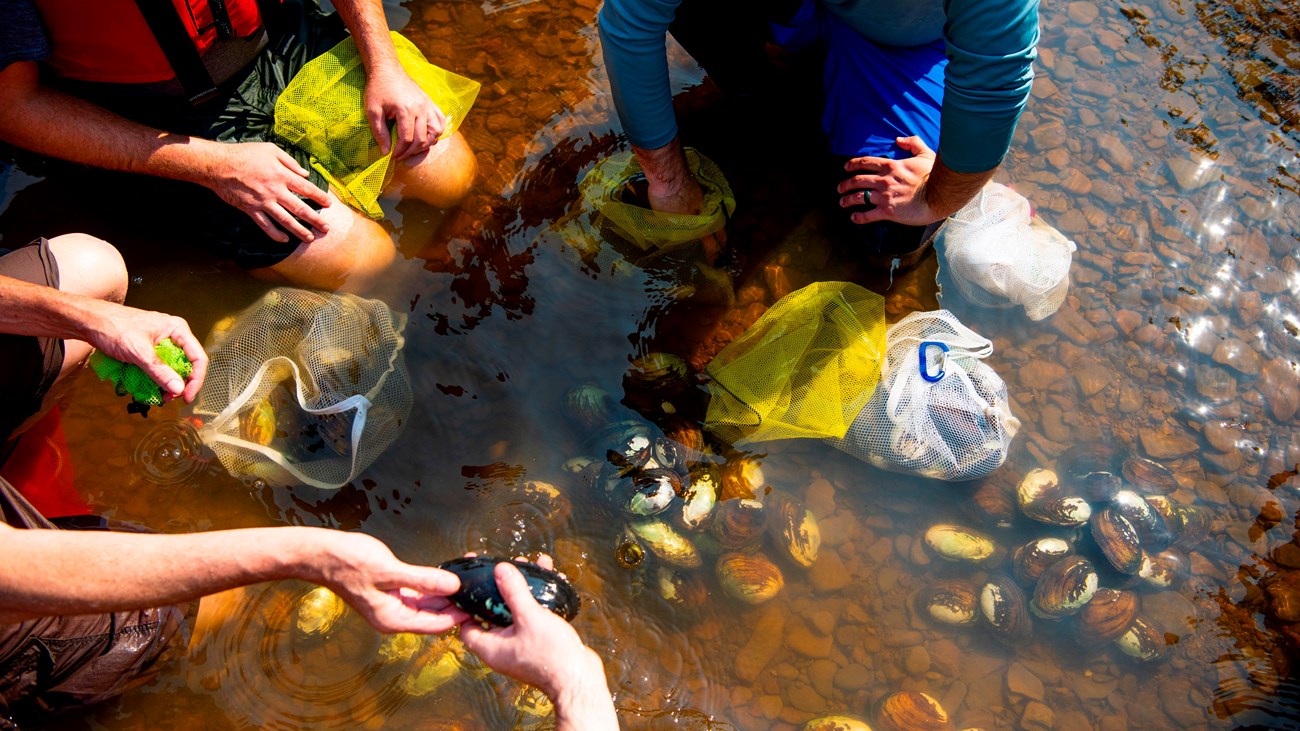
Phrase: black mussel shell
[{"left": 438, "top": 555, "right": 580, "bottom": 627}]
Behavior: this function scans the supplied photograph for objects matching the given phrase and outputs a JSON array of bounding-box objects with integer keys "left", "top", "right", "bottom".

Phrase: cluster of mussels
[
  {"left": 561, "top": 353, "right": 822, "bottom": 608},
  {"left": 916, "top": 443, "right": 1210, "bottom": 662}
]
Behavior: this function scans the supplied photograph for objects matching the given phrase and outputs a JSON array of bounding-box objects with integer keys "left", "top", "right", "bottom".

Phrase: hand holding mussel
[{"left": 437, "top": 555, "right": 580, "bottom": 627}]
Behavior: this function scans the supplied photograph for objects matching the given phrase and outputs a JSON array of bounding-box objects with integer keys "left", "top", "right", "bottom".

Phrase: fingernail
[{"left": 168, "top": 380, "right": 183, "bottom": 394}]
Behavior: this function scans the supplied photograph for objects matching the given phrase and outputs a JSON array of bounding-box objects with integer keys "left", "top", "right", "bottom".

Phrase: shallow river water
[{"left": 2, "top": 0, "right": 1299, "bottom": 729}]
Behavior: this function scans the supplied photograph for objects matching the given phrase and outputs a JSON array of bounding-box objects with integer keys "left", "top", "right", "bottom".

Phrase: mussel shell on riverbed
[{"left": 438, "top": 555, "right": 580, "bottom": 627}]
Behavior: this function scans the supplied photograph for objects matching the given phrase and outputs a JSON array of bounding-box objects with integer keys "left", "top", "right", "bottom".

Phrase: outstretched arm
[
  {"left": 330, "top": 0, "right": 447, "bottom": 161},
  {"left": 0, "top": 274, "right": 208, "bottom": 402},
  {"left": 0, "top": 522, "right": 468, "bottom": 633},
  {"left": 0, "top": 61, "right": 331, "bottom": 243}
]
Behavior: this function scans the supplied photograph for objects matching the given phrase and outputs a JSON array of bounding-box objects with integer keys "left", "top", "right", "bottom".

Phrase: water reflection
[{"left": 2, "top": 0, "right": 1298, "bottom": 727}]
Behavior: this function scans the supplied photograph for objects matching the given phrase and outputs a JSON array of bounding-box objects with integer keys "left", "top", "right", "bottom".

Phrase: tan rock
[
  {"left": 735, "top": 606, "right": 785, "bottom": 682},
  {"left": 1007, "top": 662, "right": 1045, "bottom": 701},
  {"left": 1075, "top": 363, "right": 1114, "bottom": 396},
  {"left": 786, "top": 623, "right": 833, "bottom": 658},
  {"left": 1019, "top": 361, "right": 1070, "bottom": 390},
  {"left": 834, "top": 663, "right": 872, "bottom": 691},
  {"left": 809, "top": 551, "right": 852, "bottom": 592},
  {"left": 1067, "top": 1, "right": 1100, "bottom": 23},
  {"left": 1020, "top": 701, "right": 1056, "bottom": 731},
  {"left": 1097, "top": 134, "right": 1135, "bottom": 171},
  {"left": 1115, "top": 309, "right": 1143, "bottom": 334},
  {"left": 786, "top": 679, "right": 825, "bottom": 713},
  {"left": 1212, "top": 339, "right": 1263, "bottom": 376},
  {"left": 903, "top": 646, "right": 931, "bottom": 676},
  {"left": 1166, "top": 156, "right": 1215, "bottom": 191},
  {"left": 1140, "top": 429, "right": 1200, "bottom": 459}
]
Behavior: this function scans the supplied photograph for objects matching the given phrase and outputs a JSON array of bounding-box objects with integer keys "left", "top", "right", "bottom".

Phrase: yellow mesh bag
[
  {"left": 704, "top": 281, "right": 887, "bottom": 445},
  {"left": 273, "top": 32, "right": 480, "bottom": 219},
  {"left": 562, "top": 148, "right": 735, "bottom": 252}
]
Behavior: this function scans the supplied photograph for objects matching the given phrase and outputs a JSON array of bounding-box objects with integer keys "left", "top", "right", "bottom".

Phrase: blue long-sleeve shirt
[{"left": 598, "top": 0, "right": 1039, "bottom": 173}]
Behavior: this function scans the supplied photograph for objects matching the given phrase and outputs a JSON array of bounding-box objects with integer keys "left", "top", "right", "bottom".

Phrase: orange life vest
[{"left": 36, "top": 0, "right": 265, "bottom": 84}]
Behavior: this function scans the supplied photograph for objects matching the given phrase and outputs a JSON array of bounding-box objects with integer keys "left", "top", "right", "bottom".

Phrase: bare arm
[
  {"left": 0, "top": 61, "right": 331, "bottom": 242},
  {"left": 330, "top": 0, "right": 447, "bottom": 161},
  {"left": 837, "top": 136, "right": 995, "bottom": 226},
  {"left": 0, "top": 274, "right": 208, "bottom": 402},
  {"left": 0, "top": 522, "right": 467, "bottom": 633}
]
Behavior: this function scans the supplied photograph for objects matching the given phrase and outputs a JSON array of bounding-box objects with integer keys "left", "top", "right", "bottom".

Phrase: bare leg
[
  {"left": 250, "top": 132, "right": 476, "bottom": 291},
  {"left": 188, "top": 586, "right": 247, "bottom": 652},
  {"left": 384, "top": 131, "right": 478, "bottom": 209},
  {"left": 253, "top": 189, "right": 396, "bottom": 293},
  {"left": 10, "top": 234, "right": 128, "bottom": 436}
]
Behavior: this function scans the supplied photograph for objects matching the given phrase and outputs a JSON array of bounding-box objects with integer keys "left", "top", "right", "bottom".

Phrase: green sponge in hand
[{"left": 89, "top": 338, "right": 193, "bottom": 407}]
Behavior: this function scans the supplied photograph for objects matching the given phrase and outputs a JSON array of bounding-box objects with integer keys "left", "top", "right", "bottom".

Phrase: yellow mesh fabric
[
  {"left": 273, "top": 32, "right": 480, "bottom": 219},
  {"left": 704, "top": 282, "right": 887, "bottom": 445},
  {"left": 562, "top": 148, "right": 735, "bottom": 252}
]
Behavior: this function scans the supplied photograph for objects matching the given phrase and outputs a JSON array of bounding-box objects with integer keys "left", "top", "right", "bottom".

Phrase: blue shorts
[{"left": 772, "top": 7, "right": 946, "bottom": 159}]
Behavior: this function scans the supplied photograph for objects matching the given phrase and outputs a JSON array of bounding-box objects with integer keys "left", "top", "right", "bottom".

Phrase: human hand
[
  {"left": 459, "top": 560, "right": 603, "bottom": 700},
  {"left": 87, "top": 301, "right": 209, "bottom": 403},
  {"left": 644, "top": 168, "right": 728, "bottom": 265},
  {"left": 315, "top": 531, "right": 469, "bottom": 635},
  {"left": 365, "top": 68, "right": 448, "bottom": 162},
  {"left": 838, "top": 136, "right": 940, "bottom": 226},
  {"left": 206, "top": 141, "right": 332, "bottom": 243}
]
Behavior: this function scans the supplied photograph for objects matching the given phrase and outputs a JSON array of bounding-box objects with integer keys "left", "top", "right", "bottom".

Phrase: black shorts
[{"left": 0, "top": 239, "right": 64, "bottom": 463}]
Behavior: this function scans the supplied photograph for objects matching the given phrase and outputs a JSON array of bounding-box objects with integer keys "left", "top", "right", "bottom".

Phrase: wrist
[
  {"left": 276, "top": 527, "right": 335, "bottom": 584},
  {"left": 548, "top": 648, "right": 611, "bottom": 712},
  {"left": 632, "top": 137, "right": 693, "bottom": 198}
]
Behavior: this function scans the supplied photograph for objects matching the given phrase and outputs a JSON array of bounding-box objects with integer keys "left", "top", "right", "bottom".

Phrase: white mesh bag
[
  {"left": 825, "top": 310, "right": 1020, "bottom": 481},
  {"left": 939, "top": 182, "right": 1076, "bottom": 321},
  {"left": 195, "top": 288, "right": 413, "bottom": 489}
]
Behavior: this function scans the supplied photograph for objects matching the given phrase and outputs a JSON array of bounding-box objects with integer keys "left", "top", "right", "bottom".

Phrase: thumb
[
  {"left": 896, "top": 135, "right": 933, "bottom": 157},
  {"left": 136, "top": 349, "right": 184, "bottom": 396},
  {"left": 395, "top": 565, "right": 462, "bottom": 597},
  {"left": 495, "top": 562, "right": 543, "bottom": 620}
]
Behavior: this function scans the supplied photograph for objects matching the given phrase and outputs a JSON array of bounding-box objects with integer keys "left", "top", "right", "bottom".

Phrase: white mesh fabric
[
  {"left": 194, "top": 288, "right": 412, "bottom": 489},
  {"left": 825, "top": 310, "right": 1020, "bottom": 481},
  {"left": 940, "top": 182, "right": 1077, "bottom": 321}
]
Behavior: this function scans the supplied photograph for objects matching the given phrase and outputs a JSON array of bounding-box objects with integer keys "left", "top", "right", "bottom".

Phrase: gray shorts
[
  {"left": 0, "top": 478, "right": 189, "bottom": 730},
  {"left": 0, "top": 239, "right": 63, "bottom": 463}
]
